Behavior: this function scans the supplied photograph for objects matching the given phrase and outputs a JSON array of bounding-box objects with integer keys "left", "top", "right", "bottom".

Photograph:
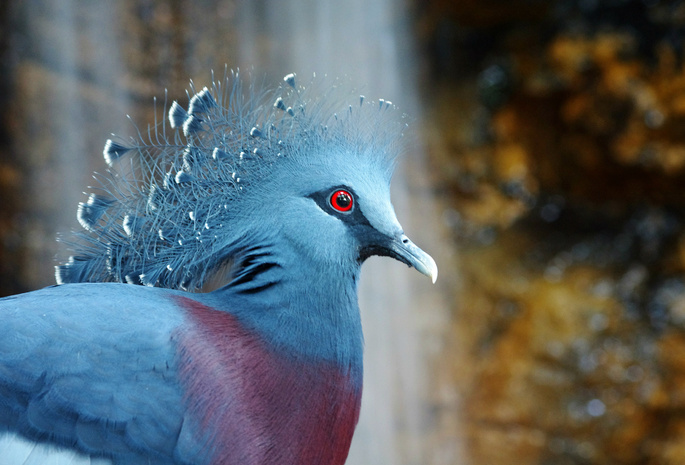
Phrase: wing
[
  {"left": 0, "top": 431, "right": 113, "bottom": 465},
  {"left": 0, "top": 283, "right": 198, "bottom": 464}
]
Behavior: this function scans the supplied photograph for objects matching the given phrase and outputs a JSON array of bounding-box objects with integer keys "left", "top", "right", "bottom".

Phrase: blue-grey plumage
[
  {"left": 56, "top": 70, "right": 436, "bottom": 291},
  {"left": 0, "top": 284, "right": 192, "bottom": 463},
  {"left": 0, "top": 70, "right": 437, "bottom": 464}
]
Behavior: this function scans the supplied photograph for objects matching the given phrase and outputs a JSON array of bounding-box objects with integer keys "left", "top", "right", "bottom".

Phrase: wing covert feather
[{"left": 0, "top": 283, "right": 198, "bottom": 463}]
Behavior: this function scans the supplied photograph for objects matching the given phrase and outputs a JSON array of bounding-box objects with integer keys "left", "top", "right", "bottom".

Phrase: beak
[{"left": 386, "top": 234, "right": 438, "bottom": 283}]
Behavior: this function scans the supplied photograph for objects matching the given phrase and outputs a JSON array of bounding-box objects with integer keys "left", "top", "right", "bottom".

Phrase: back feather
[{"left": 56, "top": 70, "right": 406, "bottom": 291}]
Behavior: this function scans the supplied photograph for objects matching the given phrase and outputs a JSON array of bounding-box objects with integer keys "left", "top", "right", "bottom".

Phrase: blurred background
[{"left": 2, "top": 0, "right": 685, "bottom": 464}]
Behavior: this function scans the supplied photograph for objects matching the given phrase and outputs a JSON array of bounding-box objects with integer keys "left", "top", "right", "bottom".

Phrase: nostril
[{"left": 402, "top": 236, "right": 409, "bottom": 244}]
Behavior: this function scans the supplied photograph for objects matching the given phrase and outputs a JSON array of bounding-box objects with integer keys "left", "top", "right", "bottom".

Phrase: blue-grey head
[{"left": 56, "top": 71, "right": 437, "bottom": 290}]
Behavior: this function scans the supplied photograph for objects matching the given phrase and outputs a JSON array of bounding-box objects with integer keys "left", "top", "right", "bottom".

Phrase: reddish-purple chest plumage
[{"left": 174, "top": 296, "right": 362, "bottom": 465}]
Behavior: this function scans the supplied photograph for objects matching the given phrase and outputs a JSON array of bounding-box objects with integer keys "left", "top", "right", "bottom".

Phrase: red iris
[{"left": 330, "top": 190, "right": 353, "bottom": 212}]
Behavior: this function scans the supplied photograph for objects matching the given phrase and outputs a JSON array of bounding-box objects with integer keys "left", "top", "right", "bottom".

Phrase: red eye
[{"left": 330, "top": 189, "right": 353, "bottom": 212}]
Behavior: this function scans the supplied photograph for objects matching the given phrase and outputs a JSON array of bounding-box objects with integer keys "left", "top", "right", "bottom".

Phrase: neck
[{"left": 199, "top": 241, "right": 364, "bottom": 376}]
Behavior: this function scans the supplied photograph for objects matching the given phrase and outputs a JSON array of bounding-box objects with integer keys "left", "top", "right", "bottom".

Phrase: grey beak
[{"left": 389, "top": 234, "right": 438, "bottom": 283}]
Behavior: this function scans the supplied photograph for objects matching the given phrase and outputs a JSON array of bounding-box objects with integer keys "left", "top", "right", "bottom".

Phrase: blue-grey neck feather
[
  {"left": 196, "top": 233, "right": 365, "bottom": 369},
  {"left": 56, "top": 70, "right": 406, "bottom": 291}
]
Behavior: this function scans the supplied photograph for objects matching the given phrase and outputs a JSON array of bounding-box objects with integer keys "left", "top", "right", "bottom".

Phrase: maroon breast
[{"left": 174, "top": 296, "right": 362, "bottom": 465}]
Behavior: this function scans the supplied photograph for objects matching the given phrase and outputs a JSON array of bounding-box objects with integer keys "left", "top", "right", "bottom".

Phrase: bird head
[
  {"left": 56, "top": 71, "right": 437, "bottom": 289},
  {"left": 261, "top": 140, "right": 437, "bottom": 283}
]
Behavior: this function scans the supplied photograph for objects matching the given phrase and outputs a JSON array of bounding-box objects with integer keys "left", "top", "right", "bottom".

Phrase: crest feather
[{"left": 56, "top": 70, "right": 407, "bottom": 290}]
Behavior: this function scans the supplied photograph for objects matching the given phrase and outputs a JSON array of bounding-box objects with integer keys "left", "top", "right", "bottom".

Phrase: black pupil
[{"left": 335, "top": 192, "right": 351, "bottom": 209}]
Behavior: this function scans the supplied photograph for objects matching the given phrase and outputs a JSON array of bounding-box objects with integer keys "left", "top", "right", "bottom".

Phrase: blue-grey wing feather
[{"left": 0, "top": 284, "right": 192, "bottom": 464}]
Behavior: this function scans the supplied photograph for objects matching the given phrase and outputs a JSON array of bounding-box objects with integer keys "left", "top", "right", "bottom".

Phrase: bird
[{"left": 0, "top": 70, "right": 437, "bottom": 465}]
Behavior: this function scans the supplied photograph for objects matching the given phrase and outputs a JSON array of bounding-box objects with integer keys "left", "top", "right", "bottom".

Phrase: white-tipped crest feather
[{"left": 56, "top": 70, "right": 408, "bottom": 290}]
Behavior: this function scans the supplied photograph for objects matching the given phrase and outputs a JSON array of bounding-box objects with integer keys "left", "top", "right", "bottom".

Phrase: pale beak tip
[
  {"left": 414, "top": 249, "right": 438, "bottom": 284},
  {"left": 427, "top": 255, "right": 438, "bottom": 284},
  {"left": 390, "top": 233, "right": 439, "bottom": 284}
]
